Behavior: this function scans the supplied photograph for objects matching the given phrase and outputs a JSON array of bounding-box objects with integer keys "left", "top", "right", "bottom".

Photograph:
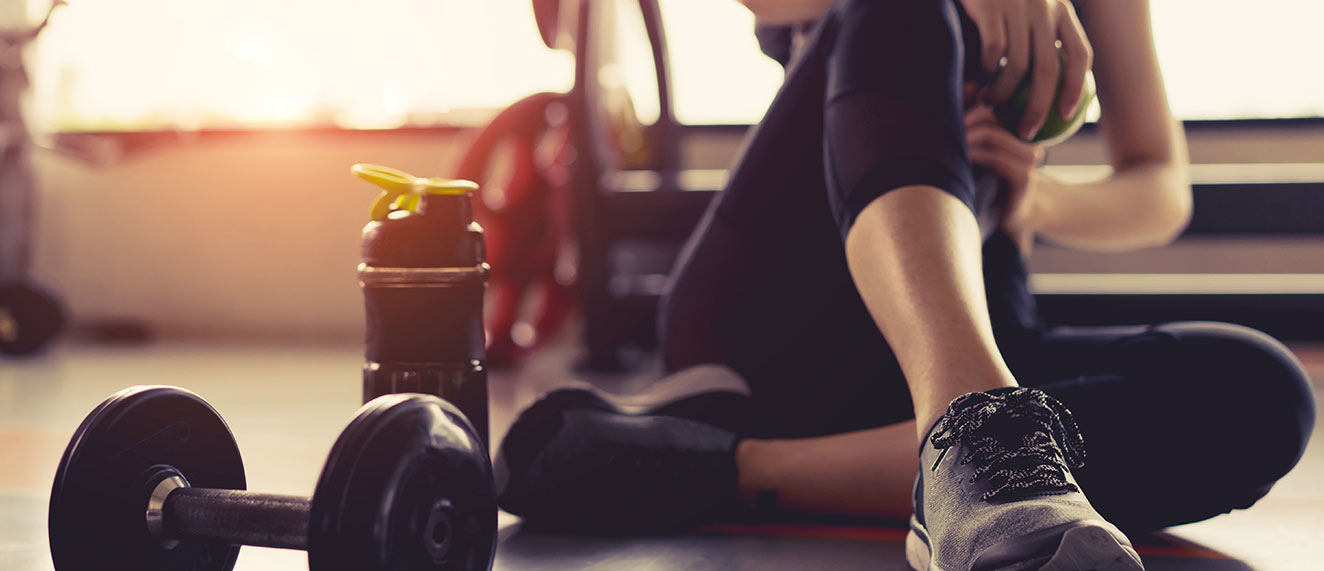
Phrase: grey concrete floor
[{"left": 2, "top": 338, "right": 1322, "bottom": 570}]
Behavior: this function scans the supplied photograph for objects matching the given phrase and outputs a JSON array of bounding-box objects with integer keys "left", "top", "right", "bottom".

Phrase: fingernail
[
  {"left": 1062, "top": 99, "right": 1079, "bottom": 118},
  {"left": 1021, "top": 122, "right": 1041, "bottom": 140}
]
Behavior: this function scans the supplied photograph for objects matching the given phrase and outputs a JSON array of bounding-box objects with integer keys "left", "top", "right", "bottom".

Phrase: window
[
  {"left": 24, "top": 0, "right": 573, "bottom": 131},
  {"left": 656, "top": 0, "right": 784, "bottom": 125},
  {"left": 658, "top": 0, "right": 1324, "bottom": 124},
  {"left": 1148, "top": 0, "right": 1324, "bottom": 120},
  {"left": 20, "top": 0, "right": 1324, "bottom": 131}
]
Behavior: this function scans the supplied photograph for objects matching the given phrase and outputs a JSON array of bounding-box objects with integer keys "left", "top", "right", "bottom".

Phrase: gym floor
[{"left": 3, "top": 336, "right": 1321, "bottom": 570}]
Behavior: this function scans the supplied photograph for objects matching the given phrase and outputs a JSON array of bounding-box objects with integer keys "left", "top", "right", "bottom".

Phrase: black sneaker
[
  {"left": 582, "top": 364, "right": 755, "bottom": 433},
  {"left": 494, "top": 388, "right": 741, "bottom": 533},
  {"left": 908, "top": 387, "right": 1143, "bottom": 570}
]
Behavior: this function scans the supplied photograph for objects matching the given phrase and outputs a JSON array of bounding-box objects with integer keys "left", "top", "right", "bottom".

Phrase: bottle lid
[
  {"left": 352, "top": 164, "right": 479, "bottom": 221},
  {"left": 354, "top": 164, "right": 485, "bottom": 268}
]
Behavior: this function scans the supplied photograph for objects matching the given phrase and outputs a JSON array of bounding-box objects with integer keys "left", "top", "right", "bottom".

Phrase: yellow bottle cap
[{"left": 352, "top": 163, "right": 479, "bottom": 221}]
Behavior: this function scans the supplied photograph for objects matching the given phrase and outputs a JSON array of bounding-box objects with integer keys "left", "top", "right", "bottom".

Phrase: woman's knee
[
  {"left": 826, "top": 0, "right": 968, "bottom": 103},
  {"left": 1153, "top": 322, "right": 1315, "bottom": 483},
  {"left": 1092, "top": 322, "right": 1315, "bottom": 529},
  {"left": 822, "top": 0, "right": 979, "bottom": 234}
]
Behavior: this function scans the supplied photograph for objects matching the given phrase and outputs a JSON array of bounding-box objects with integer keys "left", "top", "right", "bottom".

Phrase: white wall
[
  {"left": 30, "top": 130, "right": 466, "bottom": 342},
  {"left": 27, "top": 123, "right": 1324, "bottom": 342}
]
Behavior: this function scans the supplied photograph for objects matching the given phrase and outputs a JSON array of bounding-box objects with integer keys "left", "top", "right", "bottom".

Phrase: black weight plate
[
  {"left": 49, "top": 385, "right": 246, "bottom": 571},
  {"left": 308, "top": 394, "right": 497, "bottom": 571},
  {"left": 0, "top": 281, "right": 66, "bottom": 356}
]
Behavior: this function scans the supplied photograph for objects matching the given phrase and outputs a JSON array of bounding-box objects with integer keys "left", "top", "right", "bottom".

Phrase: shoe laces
[{"left": 930, "top": 387, "right": 1086, "bottom": 501}]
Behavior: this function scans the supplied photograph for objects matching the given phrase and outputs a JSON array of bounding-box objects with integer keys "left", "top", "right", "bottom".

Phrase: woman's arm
[
  {"left": 740, "top": 0, "right": 834, "bottom": 26},
  {"left": 1023, "top": 0, "right": 1192, "bottom": 251}
]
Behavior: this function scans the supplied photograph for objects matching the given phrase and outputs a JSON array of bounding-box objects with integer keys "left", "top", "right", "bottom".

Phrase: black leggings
[{"left": 658, "top": 0, "right": 1315, "bottom": 532}]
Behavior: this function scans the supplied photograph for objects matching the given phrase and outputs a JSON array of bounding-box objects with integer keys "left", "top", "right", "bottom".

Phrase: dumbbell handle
[{"left": 149, "top": 477, "right": 311, "bottom": 551}]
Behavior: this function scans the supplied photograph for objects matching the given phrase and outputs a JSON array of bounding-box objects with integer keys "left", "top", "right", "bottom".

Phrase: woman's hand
[
  {"left": 958, "top": 0, "right": 1092, "bottom": 140},
  {"left": 965, "top": 105, "right": 1044, "bottom": 252}
]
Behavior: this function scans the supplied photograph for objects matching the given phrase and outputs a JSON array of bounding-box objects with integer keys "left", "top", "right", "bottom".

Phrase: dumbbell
[{"left": 49, "top": 385, "right": 497, "bottom": 571}]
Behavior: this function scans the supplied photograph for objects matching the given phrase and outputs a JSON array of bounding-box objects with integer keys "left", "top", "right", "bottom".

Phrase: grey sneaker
[{"left": 907, "top": 387, "right": 1144, "bottom": 570}]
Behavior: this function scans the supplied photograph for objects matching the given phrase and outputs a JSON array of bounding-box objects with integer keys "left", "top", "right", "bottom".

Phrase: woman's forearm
[
  {"left": 1030, "top": 159, "right": 1191, "bottom": 252},
  {"left": 1030, "top": 0, "right": 1191, "bottom": 253},
  {"left": 741, "top": 0, "right": 834, "bottom": 26}
]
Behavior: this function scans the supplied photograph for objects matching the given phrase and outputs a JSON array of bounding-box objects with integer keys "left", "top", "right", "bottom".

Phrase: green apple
[{"left": 993, "top": 48, "right": 1096, "bottom": 146}]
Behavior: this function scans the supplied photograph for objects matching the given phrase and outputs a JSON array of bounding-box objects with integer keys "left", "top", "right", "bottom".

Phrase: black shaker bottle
[{"left": 354, "top": 163, "right": 490, "bottom": 447}]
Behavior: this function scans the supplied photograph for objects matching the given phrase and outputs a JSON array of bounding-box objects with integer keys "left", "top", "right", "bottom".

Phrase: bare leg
[
  {"left": 727, "top": 186, "right": 1025, "bottom": 519},
  {"left": 736, "top": 421, "right": 918, "bottom": 522},
  {"left": 844, "top": 185, "right": 1018, "bottom": 441}
]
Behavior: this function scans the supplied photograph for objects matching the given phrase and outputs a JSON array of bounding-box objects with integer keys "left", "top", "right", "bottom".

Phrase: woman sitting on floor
[{"left": 494, "top": 1, "right": 1315, "bottom": 569}]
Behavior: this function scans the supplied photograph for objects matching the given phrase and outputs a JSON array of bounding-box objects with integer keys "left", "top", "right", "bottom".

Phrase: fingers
[
  {"left": 965, "top": 107, "right": 1041, "bottom": 188},
  {"left": 968, "top": 145, "right": 1012, "bottom": 174},
  {"left": 968, "top": 145, "right": 1030, "bottom": 188},
  {"left": 966, "top": 119, "right": 1039, "bottom": 167},
  {"left": 971, "top": 0, "right": 1092, "bottom": 140},
  {"left": 1054, "top": 1, "right": 1092, "bottom": 118},
  {"left": 986, "top": 4, "right": 1029, "bottom": 104},
  {"left": 962, "top": 81, "right": 982, "bottom": 110},
  {"left": 1017, "top": 2, "right": 1058, "bottom": 139},
  {"left": 976, "top": 7, "right": 1008, "bottom": 76},
  {"left": 964, "top": 104, "right": 999, "bottom": 129}
]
